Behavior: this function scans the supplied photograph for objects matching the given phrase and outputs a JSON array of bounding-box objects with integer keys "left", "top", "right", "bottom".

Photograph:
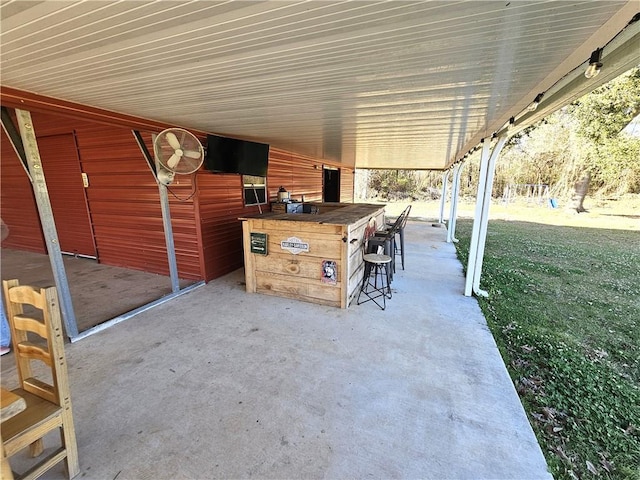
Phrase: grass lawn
[{"left": 454, "top": 218, "right": 640, "bottom": 479}]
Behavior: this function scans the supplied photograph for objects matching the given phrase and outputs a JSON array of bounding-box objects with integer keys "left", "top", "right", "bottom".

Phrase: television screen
[{"left": 205, "top": 135, "right": 269, "bottom": 177}]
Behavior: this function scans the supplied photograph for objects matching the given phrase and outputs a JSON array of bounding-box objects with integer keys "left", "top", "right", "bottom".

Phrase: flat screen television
[{"left": 205, "top": 134, "right": 270, "bottom": 177}]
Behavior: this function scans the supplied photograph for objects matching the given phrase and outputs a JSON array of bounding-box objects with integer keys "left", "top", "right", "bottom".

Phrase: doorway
[{"left": 323, "top": 167, "right": 340, "bottom": 202}]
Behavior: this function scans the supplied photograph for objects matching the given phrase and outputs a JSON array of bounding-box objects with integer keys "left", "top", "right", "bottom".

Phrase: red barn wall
[
  {"left": 267, "top": 148, "right": 323, "bottom": 202},
  {"left": 196, "top": 147, "right": 354, "bottom": 281},
  {"left": 1, "top": 105, "right": 353, "bottom": 283},
  {"left": 76, "top": 125, "right": 203, "bottom": 279},
  {"left": 0, "top": 130, "right": 45, "bottom": 253},
  {"left": 0, "top": 111, "right": 204, "bottom": 279},
  {"left": 340, "top": 167, "right": 355, "bottom": 203}
]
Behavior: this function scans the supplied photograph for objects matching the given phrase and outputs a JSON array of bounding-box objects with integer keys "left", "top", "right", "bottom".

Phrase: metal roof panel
[{"left": 1, "top": 0, "right": 637, "bottom": 169}]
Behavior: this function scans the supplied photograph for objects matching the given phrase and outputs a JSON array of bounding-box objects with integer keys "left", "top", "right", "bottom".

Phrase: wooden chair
[{"left": 1, "top": 280, "right": 79, "bottom": 479}]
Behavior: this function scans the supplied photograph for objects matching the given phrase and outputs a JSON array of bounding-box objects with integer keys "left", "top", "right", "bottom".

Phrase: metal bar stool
[
  {"left": 393, "top": 205, "right": 411, "bottom": 270},
  {"left": 357, "top": 220, "right": 393, "bottom": 310},
  {"left": 380, "top": 205, "right": 411, "bottom": 271},
  {"left": 370, "top": 226, "right": 396, "bottom": 281}
]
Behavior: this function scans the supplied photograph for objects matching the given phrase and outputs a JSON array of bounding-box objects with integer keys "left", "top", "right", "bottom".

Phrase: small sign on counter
[
  {"left": 281, "top": 236, "right": 310, "bottom": 255},
  {"left": 250, "top": 232, "right": 268, "bottom": 255},
  {"left": 321, "top": 260, "right": 337, "bottom": 284}
]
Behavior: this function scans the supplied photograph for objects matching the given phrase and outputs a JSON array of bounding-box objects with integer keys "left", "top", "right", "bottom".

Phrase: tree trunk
[{"left": 569, "top": 172, "right": 590, "bottom": 213}]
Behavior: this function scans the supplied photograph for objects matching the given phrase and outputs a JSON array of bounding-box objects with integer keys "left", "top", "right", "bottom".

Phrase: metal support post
[
  {"left": 13, "top": 109, "right": 79, "bottom": 338},
  {"left": 158, "top": 182, "right": 181, "bottom": 293},
  {"left": 447, "top": 163, "right": 464, "bottom": 243},
  {"left": 133, "top": 130, "right": 182, "bottom": 294},
  {"left": 146, "top": 133, "right": 181, "bottom": 293},
  {"left": 438, "top": 170, "right": 449, "bottom": 224},
  {"left": 464, "top": 135, "right": 508, "bottom": 297}
]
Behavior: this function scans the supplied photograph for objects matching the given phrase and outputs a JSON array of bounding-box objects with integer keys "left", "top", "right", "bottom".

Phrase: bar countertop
[{"left": 239, "top": 203, "right": 385, "bottom": 226}]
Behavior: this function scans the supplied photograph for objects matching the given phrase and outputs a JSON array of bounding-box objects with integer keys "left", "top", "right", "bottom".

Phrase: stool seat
[
  {"left": 356, "top": 217, "right": 395, "bottom": 310},
  {"left": 363, "top": 253, "right": 392, "bottom": 264},
  {"left": 370, "top": 232, "right": 396, "bottom": 279}
]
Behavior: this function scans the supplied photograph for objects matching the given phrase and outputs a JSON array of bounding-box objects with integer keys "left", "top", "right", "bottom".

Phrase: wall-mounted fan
[{"left": 153, "top": 128, "right": 204, "bottom": 185}]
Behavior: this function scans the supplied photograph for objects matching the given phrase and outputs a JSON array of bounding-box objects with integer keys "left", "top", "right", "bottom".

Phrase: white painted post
[
  {"left": 447, "top": 163, "right": 463, "bottom": 243},
  {"left": 465, "top": 136, "right": 508, "bottom": 297},
  {"left": 472, "top": 135, "right": 508, "bottom": 295},
  {"left": 438, "top": 170, "right": 449, "bottom": 224},
  {"left": 464, "top": 141, "right": 491, "bottom": 297}
]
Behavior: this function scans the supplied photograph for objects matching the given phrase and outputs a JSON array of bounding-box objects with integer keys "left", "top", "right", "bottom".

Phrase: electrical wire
[{"left": 166, "top": 172, "right": 198, "bottom": 202}]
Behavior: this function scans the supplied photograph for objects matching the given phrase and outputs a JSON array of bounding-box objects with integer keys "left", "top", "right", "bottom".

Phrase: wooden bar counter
[{"left": 240, "top": 203, "right": 385, "bottom": 308}]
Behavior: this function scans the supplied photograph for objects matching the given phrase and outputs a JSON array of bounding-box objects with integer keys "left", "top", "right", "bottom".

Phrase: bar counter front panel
[{"left": 240, "top": 203, "right": 385, "bottom": 308}]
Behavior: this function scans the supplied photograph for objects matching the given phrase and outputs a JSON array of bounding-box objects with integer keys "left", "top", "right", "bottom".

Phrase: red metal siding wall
[
  {"left": 2, "top": 107, "right": 345, "bottom": 283},
  {"left": 266, "top": 147, "right": 353, "bottom": 202},
  {"left": 0, "top": 130, "right": 45, "bottom": 253},
  {"left": 196, "top": 147, "right": 337, "bottom": 281},
  {"left": 267, "top": 148, "right": 324, "bottom": 202},
  {"left": 0, "top": 112, "right": 203, "bottom": 280},
  {"left": 195, "top": 172, "right": 252, "bottom": 281},
  {"left": 74, "top": 125, "right": 202, "bottom": 279},
  {"left": 340, "top": 168, "right": 354, "bottom": 202}
]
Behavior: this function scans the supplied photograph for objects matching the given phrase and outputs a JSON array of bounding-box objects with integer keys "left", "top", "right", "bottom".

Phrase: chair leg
[
  {"left": 384, "top": 263, "right": 392, "bottom": 299},
  {"left": 61, "top": 414, "right": 80, "bottom": 479},
  {"left": 2, "top": 438, "right": 14, "bottom": 480},
  {"left": 390, "top": 237, "right": 396, "bottom": 275},
  {"left": 374, "top": 265, "right": 386, "bottom": 310},
  {"left": 356, "top": 262, "right": 371, "bottom": 305},
  {"left": 357, "top": 262, "right": 391, "bottom": 310},
  {"left": 399, "top": 228, "right": 405, "bottom": 270}
]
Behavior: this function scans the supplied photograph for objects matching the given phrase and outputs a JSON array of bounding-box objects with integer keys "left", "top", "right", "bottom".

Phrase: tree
[
  {"left": 366, "top": 170, "right": 443, "bottom": 200},
  {"left": 572, "top": 68, "right": 640, "bottom": 143},
  {"left": 368, "top": 170, "right": 419, "bottom": 200},
  {"left": 493, "top": 67, "right": 640, "bottom": 206},
  {"left": 569, "top": 67, "right": 640, "bottom": 199}
]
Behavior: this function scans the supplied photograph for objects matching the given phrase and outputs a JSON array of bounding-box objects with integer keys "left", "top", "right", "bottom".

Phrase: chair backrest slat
[
  {"left": 13, "top": 315, "right": 49, "bottom": 339},
  {"left": 2, "top": 279, "right": 70, "bottom": 408},
  {"left": 17, "top": 342, "right": 51, "bottom": 366},
  {"left": 7, "top": 285, "right": 45, "bottom": 309}
]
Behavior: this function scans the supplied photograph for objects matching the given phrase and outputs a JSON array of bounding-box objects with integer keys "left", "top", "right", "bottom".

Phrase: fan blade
[
  {"left": 183, "top": 149, "right": 201, "bottom": 159},
  {"left": 167, "top": 153, "right": 182, "bottom": 169},
  {"left": 166, "top": 132, "right": 181, "bottom": 150}
]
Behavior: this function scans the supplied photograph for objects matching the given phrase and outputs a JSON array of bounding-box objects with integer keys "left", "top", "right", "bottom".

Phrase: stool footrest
[{"left": 356, "top": 259, "right": 392, "bottom": 310}]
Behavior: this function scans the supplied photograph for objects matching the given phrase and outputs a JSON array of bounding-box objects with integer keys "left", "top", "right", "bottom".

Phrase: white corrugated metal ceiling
[{"left": 1, "top": 1, "right": 639, "bottom": 170}]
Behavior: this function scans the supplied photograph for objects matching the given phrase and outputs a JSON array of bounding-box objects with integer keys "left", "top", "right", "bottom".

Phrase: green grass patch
[{"left": 454, "top": 219, "right": 640, "bottom": 479}]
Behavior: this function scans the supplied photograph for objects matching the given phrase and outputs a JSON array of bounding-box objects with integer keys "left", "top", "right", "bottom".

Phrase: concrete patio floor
[
  {"left": 0, "top": 248, "right": 195, "bottom": 332},
  {"left": 1, "top": 220, "right": 551, "bottom": 479}
]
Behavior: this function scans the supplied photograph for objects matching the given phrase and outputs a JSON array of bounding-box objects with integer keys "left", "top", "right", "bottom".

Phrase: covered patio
[
  {"left": 2, "top": 2, "right": 639, "bottom": 478},
  {"left": 1, "top": 221, "right": 551, "bottom": 479},
  {"left": 1, "top": 1, "right": 638, "bottom": 340}
]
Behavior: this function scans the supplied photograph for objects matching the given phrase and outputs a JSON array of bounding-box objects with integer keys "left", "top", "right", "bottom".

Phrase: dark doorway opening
[{"left": 323, "top": 167, "right": 340, "bottom": 202}]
